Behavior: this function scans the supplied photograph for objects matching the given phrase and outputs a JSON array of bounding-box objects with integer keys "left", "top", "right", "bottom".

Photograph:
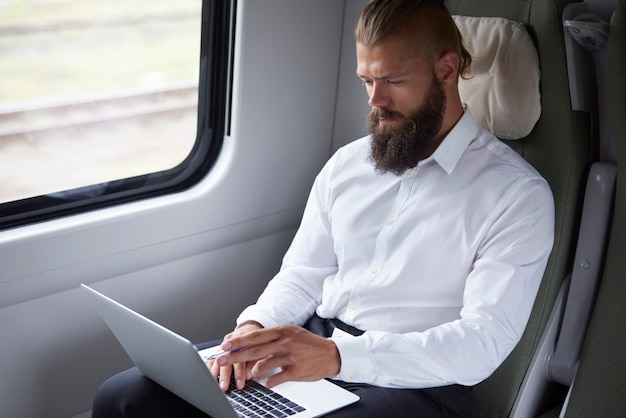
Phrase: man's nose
[{"left": 368, "top": 82, "right": 390, "bottom": 108}]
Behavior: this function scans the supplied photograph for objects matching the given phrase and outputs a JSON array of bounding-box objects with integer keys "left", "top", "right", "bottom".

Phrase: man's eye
[
  {"left": 387, "top": 80, "right": 402, "bottom": 85},
  {"left": 362, "top": 80, "right": 373, "bottom": 86}
]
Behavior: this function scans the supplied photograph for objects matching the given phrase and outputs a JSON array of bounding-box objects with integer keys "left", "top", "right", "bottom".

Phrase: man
[{"left": 93, "top": 0, "right": 554, "bottom": 416}]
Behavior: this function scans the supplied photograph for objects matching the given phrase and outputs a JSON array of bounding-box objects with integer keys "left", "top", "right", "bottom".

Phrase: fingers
[
  {"left": 217, "top": 341, "right": 274, "bottom": 367},
  {"left": 232, "top": 361, "right": 250, "bottom": 390},
  {"left": 213, "top": 329, "right": 285, "bottom": 385},
  {"left": 219, "top": 365, "right": 233, "bottom": 391},
  {"left": 222, "top": 327, "right": 277, "bottom": 353},
  {"left": 208, "top": 358, "right": 220, "bottom": 380},
  {"left": 206, "top": 321, "right": 264, "bottom": 392},
  {"left": 211, "top": 325, "right": 341, "bottom": 389},
  {"left": 263, "top": 367, "right": 291, "bottom": 388},
  {"left": 251, "top": 355, "right": 289, "bottom": 385},
  {"left": 216, "top": 325, "right": 341, "bottom": 387},
  {"left": 207, "top": 359, "right": 232, "bottom": 392}
]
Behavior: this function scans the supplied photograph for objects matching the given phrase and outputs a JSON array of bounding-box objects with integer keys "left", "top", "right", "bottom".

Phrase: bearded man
[{"left": 92, "top": 1, "right": 554, "bottom": 417}]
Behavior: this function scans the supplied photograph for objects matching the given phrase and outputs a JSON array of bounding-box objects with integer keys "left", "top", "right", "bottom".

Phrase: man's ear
[{"left": 435, "top": 51, "right": 460, "bottom": 85}]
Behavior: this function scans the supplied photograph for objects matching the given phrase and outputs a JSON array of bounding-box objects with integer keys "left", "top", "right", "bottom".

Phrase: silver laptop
[{"left": 82, "top": 284, "right": 359, "bottom": 418}]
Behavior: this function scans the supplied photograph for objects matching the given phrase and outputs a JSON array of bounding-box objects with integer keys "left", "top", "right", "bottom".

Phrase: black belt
[{"left": 304, "top": 313, "right": 364, "bottom": 337}]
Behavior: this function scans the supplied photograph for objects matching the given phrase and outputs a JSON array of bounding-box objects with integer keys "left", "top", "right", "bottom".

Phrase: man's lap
[
  {"left": 325, "top": 379, "right": 476, "bottom": 418},
  {"left": 92, "top": 320, "right": 476, "bottom": 417},
  {"left": 92, "top": 361, "right": 476, "bottom": 418}
]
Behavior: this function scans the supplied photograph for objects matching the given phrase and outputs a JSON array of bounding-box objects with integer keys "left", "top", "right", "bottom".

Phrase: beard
[{"left": 368, "top": 75, "right": 446, "bottom": 175}]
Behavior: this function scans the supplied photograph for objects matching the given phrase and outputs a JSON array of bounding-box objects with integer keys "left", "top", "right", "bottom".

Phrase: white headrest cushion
[{"left": 453, "top": 15, "right": 541, "bottom": 140}]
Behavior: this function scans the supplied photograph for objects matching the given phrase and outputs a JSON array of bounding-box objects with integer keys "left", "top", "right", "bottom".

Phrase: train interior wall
[
  {"left": 5, "top": 0, "right": 620, "bottom": 416},
  {"left": 0, "top": 1, "right": 371, "bottom": 416}
]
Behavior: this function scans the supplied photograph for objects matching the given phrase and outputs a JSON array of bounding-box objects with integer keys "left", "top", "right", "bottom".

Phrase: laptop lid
[{"left": 82, "top": 284, "right": 359, "bottom": 417}]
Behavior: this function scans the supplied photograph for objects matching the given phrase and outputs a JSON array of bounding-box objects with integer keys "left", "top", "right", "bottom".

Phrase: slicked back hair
[{"left": 355, "top": 0, "right": 472, "bottom": 79}]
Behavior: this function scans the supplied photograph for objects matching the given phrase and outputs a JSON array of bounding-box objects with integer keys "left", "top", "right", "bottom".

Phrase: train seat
[
  {"left": 445, "top": 0, "right": 591, "bottom": 416},
  {"left": 553, "top": 1, "right": 626, "bottom": 415}
]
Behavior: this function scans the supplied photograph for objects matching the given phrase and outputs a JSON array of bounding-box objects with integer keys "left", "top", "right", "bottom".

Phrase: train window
[{"left": 0, "top": 0, "right": 232, "bottom": 229}]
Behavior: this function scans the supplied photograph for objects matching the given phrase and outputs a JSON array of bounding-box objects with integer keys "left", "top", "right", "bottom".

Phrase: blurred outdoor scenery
[{"left": 0, "top": 0, "right": 202, "bottom": 203}]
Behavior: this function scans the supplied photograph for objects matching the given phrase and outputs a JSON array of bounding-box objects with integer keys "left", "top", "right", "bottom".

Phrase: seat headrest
[{"left": 453, "top": 15, "right": 541, "bottom": 140}]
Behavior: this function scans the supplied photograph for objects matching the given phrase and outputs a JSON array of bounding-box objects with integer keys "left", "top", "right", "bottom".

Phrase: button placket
[{"left": 345, "top": 169, "right": 418, "bottom": 322}]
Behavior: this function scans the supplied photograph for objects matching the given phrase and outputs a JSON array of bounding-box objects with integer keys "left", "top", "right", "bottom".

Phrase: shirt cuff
[{"left": 331, "top": 335, "right": 374, "bottom": 383}]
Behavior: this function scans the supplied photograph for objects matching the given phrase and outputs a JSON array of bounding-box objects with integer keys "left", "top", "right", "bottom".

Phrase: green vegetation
[{"left": 0, "top": 0, "right": 201, "bottom": 106}]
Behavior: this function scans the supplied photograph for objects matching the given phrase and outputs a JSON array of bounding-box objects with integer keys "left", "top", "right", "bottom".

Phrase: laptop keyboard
[{"left": 226, "top": 378, "right": 306, "bottom": 418}]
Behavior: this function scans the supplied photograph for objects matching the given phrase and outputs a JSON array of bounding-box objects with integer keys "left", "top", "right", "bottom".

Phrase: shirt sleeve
[
  {"left": 237, "top": 159, "right": 339, "bottom": 329},
  {"left": 333, "top": 177, "right": 555, "bottom": 388}
]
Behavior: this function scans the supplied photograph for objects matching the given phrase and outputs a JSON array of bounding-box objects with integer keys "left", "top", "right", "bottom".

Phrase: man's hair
[{"left": 355, "top": 0, "right": 472, "bottom": 79}]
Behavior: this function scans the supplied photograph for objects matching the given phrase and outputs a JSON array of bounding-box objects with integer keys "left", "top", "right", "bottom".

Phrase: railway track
[{"left": 0, "top": 84, "right": 199, "bottom": 143}]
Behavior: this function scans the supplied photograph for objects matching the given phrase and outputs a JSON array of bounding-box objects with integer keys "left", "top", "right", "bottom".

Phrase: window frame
[{"left": 0, "top": 0, "right": 234, "bottom": 230}]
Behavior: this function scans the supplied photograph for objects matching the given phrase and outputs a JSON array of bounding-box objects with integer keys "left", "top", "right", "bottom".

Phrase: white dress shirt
[{"left": 238, "top": 109, "right": 554, "bottom": 388}]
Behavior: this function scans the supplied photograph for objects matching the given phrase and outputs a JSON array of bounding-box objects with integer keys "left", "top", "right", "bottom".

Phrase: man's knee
[
  {"left": 92, "top": 367, "right": 208, "bottom": 418},
  {"left": 92, "top": 369, "right": 138, "bottom": 418}
]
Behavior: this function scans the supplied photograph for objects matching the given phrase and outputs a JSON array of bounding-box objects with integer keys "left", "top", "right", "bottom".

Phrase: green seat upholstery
[
  {"left": 562, "top": 1, "right": 626, "bottom": 416},
  {"left": 444, "top": 0, "right": 591, "bottom": 416}
]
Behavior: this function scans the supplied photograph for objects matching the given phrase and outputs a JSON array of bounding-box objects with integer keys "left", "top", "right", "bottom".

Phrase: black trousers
[{"left": 92, "top": 316, "right": 477, "bottom": 418}]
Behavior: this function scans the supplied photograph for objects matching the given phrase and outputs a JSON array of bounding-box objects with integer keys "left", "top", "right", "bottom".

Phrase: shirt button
[
  {"left": 388, "top": 218, "right": 395, "bottom": 225},
  {"left": 349, "top": 373, "right": 358, "bottom": 381},
  {"left": 370, "top": 267, "right": 378, "bottom": 275},
  {"left": 349, "top": 303, "right": 358, "bottom": 310},
  {"left": 406, "top": 170, "right": 415, "bottom": 177}
]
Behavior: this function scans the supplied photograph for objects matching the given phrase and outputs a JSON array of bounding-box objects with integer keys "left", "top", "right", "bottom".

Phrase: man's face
[{"left": 356, "top": 38, "right": 446, "bottom": 174}]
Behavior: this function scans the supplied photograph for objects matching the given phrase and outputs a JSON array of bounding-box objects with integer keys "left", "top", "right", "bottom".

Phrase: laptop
[{"left": 82, "top": 284, "right": 359, "bottom": 418}]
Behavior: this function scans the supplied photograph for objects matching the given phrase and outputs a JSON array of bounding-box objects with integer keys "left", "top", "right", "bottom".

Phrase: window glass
[{"left": 0, "top": 0, "right": 202, "bottom": 205}]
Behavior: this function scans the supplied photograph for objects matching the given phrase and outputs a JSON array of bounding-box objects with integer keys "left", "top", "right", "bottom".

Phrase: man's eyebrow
[{"left": 356, "top": 72, "right": 405, "bottom": 80}]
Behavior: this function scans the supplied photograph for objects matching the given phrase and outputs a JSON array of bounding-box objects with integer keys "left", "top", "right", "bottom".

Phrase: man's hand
[
  {"left": 213, "top": 324, "right": 341, "bottom": 389},
  {"left": 208, "top": 321, "right": 263, "bottom": 391}
]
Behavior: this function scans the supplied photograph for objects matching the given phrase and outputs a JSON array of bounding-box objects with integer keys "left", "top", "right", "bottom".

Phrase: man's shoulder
[{"left": 475, "top": 130, "right": 545, "bottom": 181}]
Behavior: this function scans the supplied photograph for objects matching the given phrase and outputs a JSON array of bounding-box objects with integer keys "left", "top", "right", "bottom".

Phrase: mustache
[
  {"left": 367, "top": 108, "right": 417, "bottom": 132},
  {"left": 368, "top": 107, "right": 402, "bottom": 122}
]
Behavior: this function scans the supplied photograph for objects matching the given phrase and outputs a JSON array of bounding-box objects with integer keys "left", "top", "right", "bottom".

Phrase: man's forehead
[{"left": 356, "top": 41, "right": 424, "bottom": 76}]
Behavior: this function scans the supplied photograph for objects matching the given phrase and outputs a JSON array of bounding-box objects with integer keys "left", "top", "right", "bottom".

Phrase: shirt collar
[{"left": 425, "top": 107, "right": 479, "bottom": 175}]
